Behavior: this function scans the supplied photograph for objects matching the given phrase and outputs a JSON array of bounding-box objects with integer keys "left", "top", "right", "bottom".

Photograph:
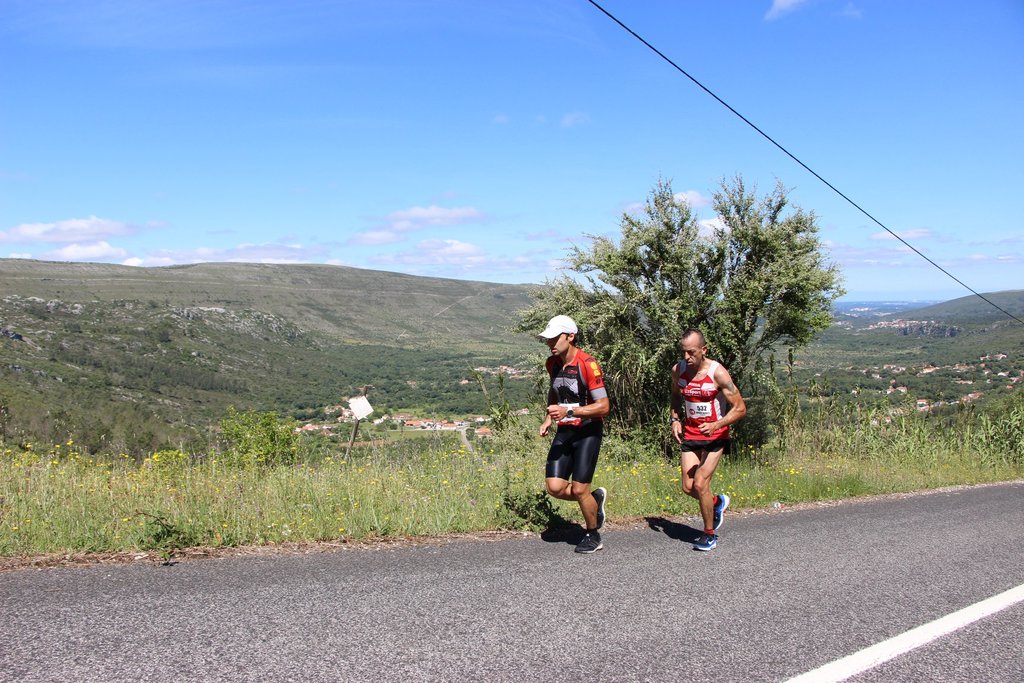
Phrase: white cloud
[
  {"left": 933, "top": 252, "right": 1022, "bottom": 269},
  {"left": 766, "top": 0, "right": 862, "bottom": 21},
  {"left": 625, "top": 190, "right": 711, "bottom": 217},
  {"left": 524, "top": 229, "right": 561, "bottom": 241},
  {"left": 7, "top": 252, "right": 33, "bottom": 259},
  {"left": 42, "top": 241, "right": 129, "bottom": 261},
  {"left": 369, "top": 239, "right": 502, "bottom": 273},
  {"left": 699, "top": 217, "right": 726, "bottom": 236},
  {"left": 0, "top": 215, "right": 137, "bottom": 243},
  {"left": 377, "top": 239, "right": 486, "bottom": 266},
  {"left": 825, "top": 243, "right": 916, "bottom": 267},
  {"left": 385, "top": 205, "right": 485, "bottom": 231},
  {"left": 960, "top": 253, "right": 1019, "bottom": 264},
  {"left": 765, "top": 0, "right": 812, "bottom": 21},
  {"left": 492, "top": 113, "right": 509, "bottom": 125},
  {"left": 348, "top": 230, "right": 404, "bottom": 246},
  {"left": 349, "top": 205, "right": 487, "bottom": 245},
  {"left": 548, "top": 257, "right": 569, "bottom": 272},
  {"left": 674, "top": 190, "right": 711, "bottom": 209},
  {"left": 366, "top": 239, "right": 561, "bottom": 283},
  {"left": 120, "top": 242, "right": 328, "bottom": 267},
  {"left": 870, "top": 228, "right": 933, "bottom": 241},
  {"left": 838, "top": 2, "right": 862, "bottom": 19},
  {"left": 561, "top": 112, "right": 590, "bottom": 128}
]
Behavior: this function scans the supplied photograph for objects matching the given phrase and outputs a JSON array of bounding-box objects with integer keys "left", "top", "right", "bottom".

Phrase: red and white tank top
[{"left": 678, "top": 361, "right": 729, "bottom": 441}]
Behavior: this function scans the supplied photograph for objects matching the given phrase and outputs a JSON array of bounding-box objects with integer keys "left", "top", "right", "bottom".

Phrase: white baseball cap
[{"left": 539, "top": 314, "right": 578, "bottom": 339}]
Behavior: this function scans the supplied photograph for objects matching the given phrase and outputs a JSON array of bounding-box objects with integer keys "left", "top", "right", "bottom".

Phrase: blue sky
[{"left": 2, "top": 0, "right": 1022, "bottom": 301}]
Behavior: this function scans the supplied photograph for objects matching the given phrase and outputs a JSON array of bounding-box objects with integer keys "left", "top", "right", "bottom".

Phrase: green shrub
[
  {"left": 974, "top": 392, "right": 1024, "bottom": 465},
  {"left": 218, "top": 407, "right": 300, "bottom": 468}
]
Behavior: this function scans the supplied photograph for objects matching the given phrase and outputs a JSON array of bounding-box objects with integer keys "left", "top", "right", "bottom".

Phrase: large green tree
[{"left": 514, "top": 176, "right": 844, "bottom": 433}]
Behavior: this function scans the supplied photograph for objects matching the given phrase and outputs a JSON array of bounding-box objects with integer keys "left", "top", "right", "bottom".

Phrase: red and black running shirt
[{"left": 546, "top": 349, "right": 608, "bottom": 427}]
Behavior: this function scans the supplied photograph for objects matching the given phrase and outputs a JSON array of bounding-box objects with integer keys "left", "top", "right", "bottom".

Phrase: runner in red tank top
[{"left": 670, "top": 328, "right": 747, "bottom": 551}]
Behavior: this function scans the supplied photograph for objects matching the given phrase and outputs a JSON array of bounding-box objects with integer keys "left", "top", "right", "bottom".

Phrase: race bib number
[{"left": 685, "top": 400, "right": 713, "bottom": 419}]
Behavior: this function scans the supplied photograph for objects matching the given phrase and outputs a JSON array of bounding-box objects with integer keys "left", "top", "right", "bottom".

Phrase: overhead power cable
[{"left": 585, "top": 0, "right": 1023, "bottom": 326}]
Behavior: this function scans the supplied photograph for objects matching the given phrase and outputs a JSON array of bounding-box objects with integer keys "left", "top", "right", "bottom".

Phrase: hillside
[
  {"left": 789, "top": 292, "right": 1023, "bottom": 414},
  {"left": 2, "top": 259, "right": 1021, "bottom": 455},
  {"left": 888, "top": 290, "right": 1024, "bottom": 327},
  {"left": 0, "top": 259, "right": 543, "bottom": 454},
  {"left": 891, "top": 290, "right": 1024, "bottom": 325},
  {"left": 0, "top": 259, "right": 536, "bottom": 352}
]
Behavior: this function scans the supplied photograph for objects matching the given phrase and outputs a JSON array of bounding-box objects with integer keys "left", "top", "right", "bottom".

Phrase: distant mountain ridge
[
  {"left": 889, "top": 290, "right": 1024, "bottom": 325},
  {"left": 1, "top": 258, "right": 1019, "bottom": 456},
  {"left": 0, "top": 259, "right": 537, "bottom": 352},
  {"left": 5, "top": 259, "right": 1017, "bottom": 336}
]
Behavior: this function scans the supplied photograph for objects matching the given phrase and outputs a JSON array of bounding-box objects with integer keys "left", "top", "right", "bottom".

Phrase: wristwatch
[{"left": 566, "top": 408, "right": 575, "bottom": 419}]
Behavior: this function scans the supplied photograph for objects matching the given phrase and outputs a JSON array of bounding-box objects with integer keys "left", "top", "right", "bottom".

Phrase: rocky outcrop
[{"left": 894, "top": 323, "right": 960, "bottom": 337}]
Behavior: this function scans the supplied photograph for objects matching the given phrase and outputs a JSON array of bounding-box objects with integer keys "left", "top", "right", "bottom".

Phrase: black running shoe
[
  {"left": 713, "top": 493, "right": 730, "bottom": 531},
  {"left": 575, "top": 532, "right": 603, "bottom": 554},
  {"left": 693, "top": 532, "right": 717, "bottom": 551},
  {"left": 593, "top": 487, "right": 607, "bottom": 530}
]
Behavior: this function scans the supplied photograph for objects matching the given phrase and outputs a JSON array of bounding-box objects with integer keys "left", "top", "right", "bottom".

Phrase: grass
[
  {"left": 1, "top": 436, "right": 502, "bottom": 555},
  {"left": 2, "top": 405, "right": 1022, "bottom": 558}
]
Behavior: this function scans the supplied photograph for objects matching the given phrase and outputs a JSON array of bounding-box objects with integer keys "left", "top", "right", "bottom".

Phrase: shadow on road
[
  {"left": 539, "top": 519, "right": 586, "bottom": 546},
  {"left": 646, "top": 516, "right": 702, "bottom": 544}
]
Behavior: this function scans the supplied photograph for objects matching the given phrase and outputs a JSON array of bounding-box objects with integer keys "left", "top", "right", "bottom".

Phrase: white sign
[{"left": 348, "top": 395, "right": 374, "bottom": 421}]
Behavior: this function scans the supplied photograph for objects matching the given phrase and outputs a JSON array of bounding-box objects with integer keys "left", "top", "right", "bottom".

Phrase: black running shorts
[
  {"left": 545, "top": 421, "right": 603, "bottom": 484},
  {"left": 681, "top": 438, "right": 730, "bottom": 455}
]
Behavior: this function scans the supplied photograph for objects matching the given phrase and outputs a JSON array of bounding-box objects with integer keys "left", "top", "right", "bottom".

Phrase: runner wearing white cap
[{"left": 538, "top": 315, "right": 611, "bottom": 554}]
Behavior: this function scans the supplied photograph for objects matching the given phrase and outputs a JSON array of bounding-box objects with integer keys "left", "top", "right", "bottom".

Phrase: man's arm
[
  {"left": 710, "top": 367, "right": 746, "bottom": 431},
  {"left": 547, "top": 385, "right": 610, "bottom": 422},
  {"left": 540, "top": 385, "right": 557, "bottom": 436},
  {"left": 567, "top": 396, "right": 609, "bottom": 420}
]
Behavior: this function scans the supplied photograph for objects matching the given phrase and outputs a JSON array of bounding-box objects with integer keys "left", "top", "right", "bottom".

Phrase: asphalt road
[{"left": 2, "top": 482, "right": 1022, "bottom": 682}]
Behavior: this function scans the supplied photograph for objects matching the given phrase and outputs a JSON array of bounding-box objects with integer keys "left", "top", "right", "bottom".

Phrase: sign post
[{"left": 344, "top": 386, "right": 374, "bottom": 460}]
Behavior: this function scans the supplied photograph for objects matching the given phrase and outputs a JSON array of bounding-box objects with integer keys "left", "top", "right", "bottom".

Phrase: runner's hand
[
  {"left": 546, "top": 404, "right": 567, "bottom": 421},
  {"left": 698, "top": 421, "right": 719, "bottom": 436},
  {"left": 672, "top": 420, "right": 683, "bottom": 444}
]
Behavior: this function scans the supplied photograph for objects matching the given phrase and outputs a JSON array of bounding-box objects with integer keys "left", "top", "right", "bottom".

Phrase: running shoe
[
  {"left": 713, "top": 493, "right": 730, "bottom": 531},
  {"left": 692, "top": 532, "right": 717, "bottom": 551},
  {"left": 575, "top": 532, "right": 603, "bottom": 554},
  {"left": 593, "top": 487, "right": 607, "bottom": 530}
]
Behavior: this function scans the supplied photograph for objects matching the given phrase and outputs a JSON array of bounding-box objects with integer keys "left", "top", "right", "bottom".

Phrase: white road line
[{"left": 783, "top": 583, "right": 1024, "bottom": 683}]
